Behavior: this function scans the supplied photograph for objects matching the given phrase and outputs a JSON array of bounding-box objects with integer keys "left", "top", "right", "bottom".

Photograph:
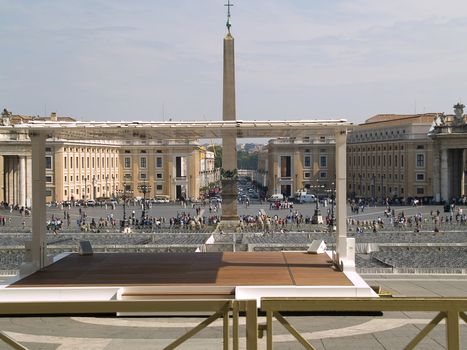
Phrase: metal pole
[{"left": 123, "top": 185, "right": 126, "bottom": 230}]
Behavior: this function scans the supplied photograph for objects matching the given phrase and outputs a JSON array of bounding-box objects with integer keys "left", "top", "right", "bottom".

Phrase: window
[
  {"left": 156, "top": 184, "right": 163, "bottom": 191},
  {"left": 320, "top": 171, "right": 327, "bottom": 178},
  {"left": 64, "top": 157, "right": 67, "bottom": 169},
  {"left": 280, "top": 156, "right": 291, "bottom": 177},
  {"left": 124, "top": 173, "right": 132, "bottom": 180},
  {"left": 176, "top": 156, "right": 187, "bottom": 177},
  {"left": 304, "top": 172, "right": 311, "bottom": 178},
  {"left": 140, "top": 173, "right": 147, "bottom": 180},
  {"left": 124, "top": 157, "right": 131, "bottom": 168},
  {"left": 45, "top": 156, "right": 52, "bottom": 169},
  {"left": 64, "top": 176, "right": 67, "bottom": 182},
  {"left": 417, "top": 187, "right": 424, "bottom": 195},
  {"left": 140, "top": 157, "right": 147, "bottom": 169},
  {"left": 46, "top": 175, "right": 52, "bottom": 183},
  {"left": 416, "top": 145, "right": 425, "bottom": 150},
  {"left": 81, "top": 156, "right": 84, "bottom": 168},
  {"left": 401, "top": 155, "right": 404, "bottom": 167},
  {"left": 156, "top": 173, "right": 163, "bottom": 180},
  {"left": 319, "top": 155, "right": 327, "bottom": 168},
  {"left": 416, "top": 173, "right": 425, "bottom": 181},
  {"left": 416, "top": 154, "right": 425, "bottom": 168},
  {"left": 46, "top": 189, "right": 52, "bottom": 197},
  {"left": 304, "top": 155, "right": 311, "bottom": 168},
  {"left": 156, "top": 157, "right": 163, "bottom": 168}
]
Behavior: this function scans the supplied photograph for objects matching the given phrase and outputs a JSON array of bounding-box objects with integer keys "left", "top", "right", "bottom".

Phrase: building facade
[
  {"left": 0, "top": 110, "right": 218, "bottom": 205},
  {"left": 429, "top": 103, "right": 467, "bottom": 203},
  {"left": 347, "top": 113, "right": 436, "bottom": 202},
  {"left": 265, "top": 135, "right": 336, "bottom": 198}
]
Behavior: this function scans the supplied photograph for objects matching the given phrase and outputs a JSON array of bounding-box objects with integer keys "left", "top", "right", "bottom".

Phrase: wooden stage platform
[
  {"left": 10, "top": 252, "right": 351, "bottom": 288},
  {"left": 5, "top": 252, "right": 377, "bottom": 301}
]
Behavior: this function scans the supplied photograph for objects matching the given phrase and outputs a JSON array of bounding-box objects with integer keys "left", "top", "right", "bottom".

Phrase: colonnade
[
  {"left": 434, "top": 148, "right": 466, "bottom": 203},
  {"left": 0, "top": 154, "right": 31, "bottom": 208}
]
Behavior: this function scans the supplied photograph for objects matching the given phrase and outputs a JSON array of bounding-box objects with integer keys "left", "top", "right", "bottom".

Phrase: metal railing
[
  {"left": 0, "top": 299, "right": 257, "bottom": 350},
  {"left": 1, "top": 297, "right": 466, "bottom": 349},
  {"left": 260, "top": 297, "right": 467, "bottom": 350}
]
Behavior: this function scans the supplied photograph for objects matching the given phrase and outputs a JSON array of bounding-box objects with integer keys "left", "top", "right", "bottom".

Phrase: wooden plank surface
[{"left": 9, "top": 252, "right": 352, "bottom": 288}]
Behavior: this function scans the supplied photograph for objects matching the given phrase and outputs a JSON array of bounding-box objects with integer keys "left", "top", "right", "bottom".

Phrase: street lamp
[
  {"left": 329, "top": 182, "right": 335, "bottom": 232},
  {"left": 111, "top": 174, "right": 115, "bottom": 198},
  {"left": 312, "top": 179, "right": 322, "bottom": 224},
  {"left": 116, "top": 183, "right": 133, "bottom": 232},
  {"left": 82, "top": 175, "right": 87, "bottom": 200},
  {"left": 138, "top": 183, "right": 151, "bottom": 225},
  {"left": 92, "top": 175, "right": 96, "bottom": 199}
]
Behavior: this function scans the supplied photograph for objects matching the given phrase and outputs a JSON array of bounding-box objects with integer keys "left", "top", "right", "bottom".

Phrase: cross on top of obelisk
[{"left": 225, "top": 0, "right": 233, "bottom": 33}]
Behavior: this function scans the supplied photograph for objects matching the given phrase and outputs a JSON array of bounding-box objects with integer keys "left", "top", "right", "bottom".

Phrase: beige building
[
  {"left": 347, "top": 113, "right": 436, "bottom": 202},
  {"left": 263, "top": 135, "right": 336, "bottom": 198},
  {"left": 261, "top": 113, "right": 446, "bottom": 203},
  {"left": 119, "top": 142, "right": 216, "bottom": 201},
  {"left": 429, "top": 103, "right": 467, "bottom": 202},
  {"left": 0, "top": 110, "right": 218, "bottom": 204}
]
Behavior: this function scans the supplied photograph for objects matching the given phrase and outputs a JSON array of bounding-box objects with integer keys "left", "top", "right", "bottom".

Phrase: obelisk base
[{"left": 220, "top": 178, "right": 238, "bottom": 222}]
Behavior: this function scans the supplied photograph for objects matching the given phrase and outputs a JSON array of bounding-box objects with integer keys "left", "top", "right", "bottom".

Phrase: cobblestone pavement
[
  {"left": 0, "top": 277, "right": 466, "bottom": 350},
  {"left": 0, "top": 203, "right": 466, "bottom": 349},
  {"left": 1, "top": 202, "right": 466, "bottom": 233}
]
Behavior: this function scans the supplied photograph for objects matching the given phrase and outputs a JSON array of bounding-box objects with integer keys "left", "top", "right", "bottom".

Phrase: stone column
[
  {"left": 462, "top": 149, "right": 466, "bottom": 197},
  {"left": 26, "top": 156, "right": 32, "bottom": 207},
  {"left": 221, "top": 33, "right": 238, "bottom": 222},
  {"left": 18, "top": 156, "right": 26, "bottom": 207},
  {"left": 0, "top": 155, "right": 4, "bottom": 203},
  {"left": 8, "top": 157, "right": 15, "bottom": 205},
  {"left": 441, "top": 148, "right": 449, "bottom": 202},
  {"left": 30, "top": 132, "right": 48, "bottom": 270},
  {"left": 335, "top": 129, "right": 354, "bottom": 269},
  {"left": 432, "top": 144, "right": 441, "bottom": 202}
]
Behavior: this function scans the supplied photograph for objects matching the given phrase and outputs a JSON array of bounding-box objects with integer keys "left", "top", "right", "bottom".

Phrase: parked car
[
  {"left": 153, "top": 195, "right": 170, "bottom": 203},
  {"left": 267, "top": 193, "right": 284, "bottom": 202},
  {"left": 210, "top": 196, "right": 222, "bottom": 203}
]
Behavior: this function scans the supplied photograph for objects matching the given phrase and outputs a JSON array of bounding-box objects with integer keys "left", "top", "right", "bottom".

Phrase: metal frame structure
[
  {"left": 0, "top": 298, "right": 258, "bottom": 350},
  {"left": 0, "top": 297, "right": 466, "bottom": 350},
  {"left": 261, "top": 297, "right": 467, "bottom": 350},
  {"left": 6, "top": 119, "right": 354, "bottom": 273}
]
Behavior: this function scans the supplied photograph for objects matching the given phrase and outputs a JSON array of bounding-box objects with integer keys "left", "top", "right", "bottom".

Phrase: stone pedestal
[{"left": 221, "top": 178, "right": 238, "bottom": 221}]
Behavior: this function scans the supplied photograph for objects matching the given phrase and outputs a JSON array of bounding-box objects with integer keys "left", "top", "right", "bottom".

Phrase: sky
[{"left": 1, "top": 0, "right": 467, "bottom": 125}]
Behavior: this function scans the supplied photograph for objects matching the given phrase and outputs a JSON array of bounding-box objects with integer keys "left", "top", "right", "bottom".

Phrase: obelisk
[{"left": 221, "top": 1, "right": 238, "bottom": 222}]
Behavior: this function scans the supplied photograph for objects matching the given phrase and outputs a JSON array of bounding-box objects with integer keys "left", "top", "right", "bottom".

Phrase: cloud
[{"left": 0, "top": 0, "right": 466, "bottom": 123}]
